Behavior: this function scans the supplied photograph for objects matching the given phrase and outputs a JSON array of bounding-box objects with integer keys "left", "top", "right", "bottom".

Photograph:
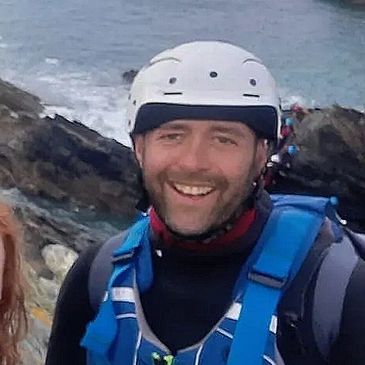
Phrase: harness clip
[
  {"left": 112, "top": 250, "right": 135, "bottom": 264},
  {"left": 248, "top": 271, "right": 287, "bottom": 289}
]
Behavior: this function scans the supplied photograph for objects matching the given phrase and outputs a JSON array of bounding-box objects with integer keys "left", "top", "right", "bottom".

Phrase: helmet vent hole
[
  {"left": 210, "top": 71, "right": 218, "bottom": 78},
  {"left": 128, "top": 94, "right": 131, "bottom": 100},
  {"left": 133, "top": 100, "right": 137, "bottom": 105},
  {"left": 169, "top": 77, "right": 177, "bottom": 84},
  {"left": 243, "top": 93, "right": 260, "bottom": 98},
  {"left": 250, "top": 79, "right": 257, "bottom": 86}
]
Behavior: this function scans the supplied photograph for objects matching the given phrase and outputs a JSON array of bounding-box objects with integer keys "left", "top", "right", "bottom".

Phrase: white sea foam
[
  {"left": 45, "top": 58, "right": 60, "bottom": 65},
  {"left": 34, "top": 71, "right": 132, "bottom": 147},
  {"left": 43, "top": 101, "right": 131, "bottom": 147},
  {"left": 0, "top": 61, "right": 132, "bottom": 146},
  {"left": 279, "top": 86, "right": 312, "bottom": 110}
]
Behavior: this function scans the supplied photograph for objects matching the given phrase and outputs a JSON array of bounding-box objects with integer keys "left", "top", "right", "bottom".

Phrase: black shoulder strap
[
  {"left": 88, "top": 230, "right": 130, "bottom": 313},
  {"left": 277, "top": 219, "right": 334, "bottom": 364},
  {"left": 346, "top": 229, "right": 365, "bottom": 258},
  {"left": 277, "top": 220, "right": 360, "bottom": 364},
  {"left": 312, "top": 231, "right": 359, "bottom": 360}
]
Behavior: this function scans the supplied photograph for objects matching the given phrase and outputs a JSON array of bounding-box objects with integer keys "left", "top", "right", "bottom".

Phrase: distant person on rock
[
  {"left": 278, "top": 118, "right": 295, "bottom": 150},
  {"left": 264, "top": 153, "right": 281, "bottom": 187},
  {"left": 264, "top": 145, "right": 298, "bottom": 187},
  {"left": 0, "top": 203, "right": 27, "bottom": 365},
  {"left": 290, "top": 103, "right": 309, "bottom": 122},
  {"left": 46, "top": 41, "right": 365, "bottom": 365},
  {"left": 280, "top": 144, "right": 298, "bottom": 172}
]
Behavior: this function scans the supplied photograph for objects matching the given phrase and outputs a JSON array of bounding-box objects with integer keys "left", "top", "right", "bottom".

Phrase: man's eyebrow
[{"left": 210, "top": 125, "right": 248, "bottom": 137}]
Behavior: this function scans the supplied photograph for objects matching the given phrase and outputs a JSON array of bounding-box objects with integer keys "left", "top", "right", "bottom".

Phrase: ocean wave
[
  {"left": 43, "top": 102, "right": 132, "bottom": 147},
  {"left": 45, "top": 58, "right": 60, "bottom": 65},
  {"left": 34, "top": 70, "right": 132, "bottom": 147}
]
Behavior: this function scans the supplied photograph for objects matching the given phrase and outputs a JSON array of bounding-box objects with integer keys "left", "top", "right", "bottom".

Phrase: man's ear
[
  {"left": 256, "top": 139, "right": 269, "bottom": 172},
  {"left": 133, "top": 135, "right": 145, "bottom": 168}
]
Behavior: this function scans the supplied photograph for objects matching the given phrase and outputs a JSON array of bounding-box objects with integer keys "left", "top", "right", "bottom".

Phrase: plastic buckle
[
  {"left": 151, "top": 353, "right": 175, "bottom": 365},
  {"left": 112, "top": 249, "right": 135, "bottom": 264},
  {"left": 248, "top": 270, "right": 287, "bottom": 289}
]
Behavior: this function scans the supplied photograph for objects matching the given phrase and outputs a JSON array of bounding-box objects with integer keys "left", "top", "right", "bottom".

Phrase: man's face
[{"left": 134, "top": 119, "right": 267, "bottom": 236}]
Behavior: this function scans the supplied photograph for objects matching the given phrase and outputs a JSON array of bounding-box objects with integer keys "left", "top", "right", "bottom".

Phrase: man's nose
[{"left": 177, "top": 136, "right": 211, "bottom": 172}]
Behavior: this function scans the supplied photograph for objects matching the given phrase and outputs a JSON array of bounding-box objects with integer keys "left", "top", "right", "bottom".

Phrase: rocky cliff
[
  {"left": 0, "top": 78, "right": 141, "bottom": 364},
  {"left": 270, "top": 106, "right": 365, "bottom": 232}
]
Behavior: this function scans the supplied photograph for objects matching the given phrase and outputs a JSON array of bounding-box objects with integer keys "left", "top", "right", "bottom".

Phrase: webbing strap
[
  {"left": 89, "top": 231, "right": 130, "bottom": 312},
  {"left": 313, "top": 236, "right": 358, "bottom": 359},
  {"left": 227, "top": 206, "right": 324, "bottom": 365},
  {"left": 113, "top": 218, "right": 150, "bottom": 257},
  {"left": 81, "top": 218, "right": 150, "bottom": 357},
  {"left": 81, "top": 263, "right": 130, "bottom": 356}
]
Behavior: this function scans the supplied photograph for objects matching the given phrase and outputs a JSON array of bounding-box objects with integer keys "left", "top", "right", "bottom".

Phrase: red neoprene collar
[{"left": 149, "top": 207, "right": 256, "bottom": 251}]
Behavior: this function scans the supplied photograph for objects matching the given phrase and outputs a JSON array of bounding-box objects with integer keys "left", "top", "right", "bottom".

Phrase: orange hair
[{"left": 0, "top": 203, "right": 27, "bottom": 365}]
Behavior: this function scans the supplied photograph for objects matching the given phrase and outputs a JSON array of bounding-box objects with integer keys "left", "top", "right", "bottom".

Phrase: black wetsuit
[{"left": 45, "top": 192, "right": 365, "bottom": 365}]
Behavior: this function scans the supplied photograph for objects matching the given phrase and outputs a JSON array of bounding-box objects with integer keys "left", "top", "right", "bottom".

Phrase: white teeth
[{"left": 173, "top": 183, "right": 214, "bottom": 196}]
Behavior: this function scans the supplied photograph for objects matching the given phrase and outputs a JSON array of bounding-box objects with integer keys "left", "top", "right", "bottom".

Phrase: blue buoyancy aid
[{"left": 81, "top": 195, "right": 338, "bottom": 365}]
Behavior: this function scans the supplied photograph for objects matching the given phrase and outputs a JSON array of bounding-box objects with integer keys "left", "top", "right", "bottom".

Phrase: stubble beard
[{"left": 143, "top": 159, "right": 260, "bottom": 238}]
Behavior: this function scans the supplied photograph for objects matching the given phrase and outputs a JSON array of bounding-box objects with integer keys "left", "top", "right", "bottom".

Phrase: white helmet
[{"left": 126, "top": 41, "right": 281, "bottom": 140}]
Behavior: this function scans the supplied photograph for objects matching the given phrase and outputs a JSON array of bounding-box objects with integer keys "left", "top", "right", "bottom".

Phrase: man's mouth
[{"left": 171, "top": 183, "right": 215, "bottom": 197}]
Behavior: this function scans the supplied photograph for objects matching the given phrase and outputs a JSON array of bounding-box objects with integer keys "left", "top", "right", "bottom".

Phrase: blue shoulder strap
[
  {"left": 227, "top": 194, "right": 332, "bottom": 365},
  {"left": 81, "top": 217, "right": 151, "bottom": 360}
]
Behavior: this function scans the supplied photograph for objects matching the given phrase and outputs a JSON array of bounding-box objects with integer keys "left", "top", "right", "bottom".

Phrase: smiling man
[
  {"left": 46, "top": 42, "right": 365, "bottom": 365},
  {"left": 134, "top": 119, "right": 267, "bottom": 237}
]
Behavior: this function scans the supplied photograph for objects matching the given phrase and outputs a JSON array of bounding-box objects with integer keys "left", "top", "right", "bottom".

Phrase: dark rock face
[
  {"left": 7, "top": 190, "right": 121, "bottom": 275},
  {"left": 0, "top": 78, "right": 142, "bottom": 364},
  {"left": 271, "top": 106, "right": 365, "bottom": 232},
  {"left": 122, "top": 69, "right": 139, "bottom": 84},
  {"left": 25, "top": 114, "right": 140, "bottom": 215},
  {"left": 343, "top": 0, "right": 365, "bottom": 5},
  {"left": 0, "top": 76, "right": 142, "bottom": 256},
  {"left": 0, "top": 78, "right": 43, "bottom": 115},
  {"left": 293, "top": 108, "right": 364, "bottom": 190},
  {"left": 0, "top": 85, "right": 141, "bottom": 216}
]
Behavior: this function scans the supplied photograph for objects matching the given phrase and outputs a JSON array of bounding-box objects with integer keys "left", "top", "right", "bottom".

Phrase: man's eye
[
  {"left": 159, "top": 133, "right": 182, "bottom": 141},
  {"left": 215, "top": 136, "right": 237, "bottom": 145}
]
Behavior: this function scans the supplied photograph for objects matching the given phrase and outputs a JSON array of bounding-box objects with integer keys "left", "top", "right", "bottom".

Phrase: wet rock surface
[
  {"left": 122, "top": 69, "right": 138, "bottom": 84},
  {"left": 0, "top": 78, "right": 140, "bottom": 364},
  {"left": 0, "top": 110, "right": 140, "bottom": 216},
  {"left": 269, "top": 106, "right": 365, "bottom": 232}
]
